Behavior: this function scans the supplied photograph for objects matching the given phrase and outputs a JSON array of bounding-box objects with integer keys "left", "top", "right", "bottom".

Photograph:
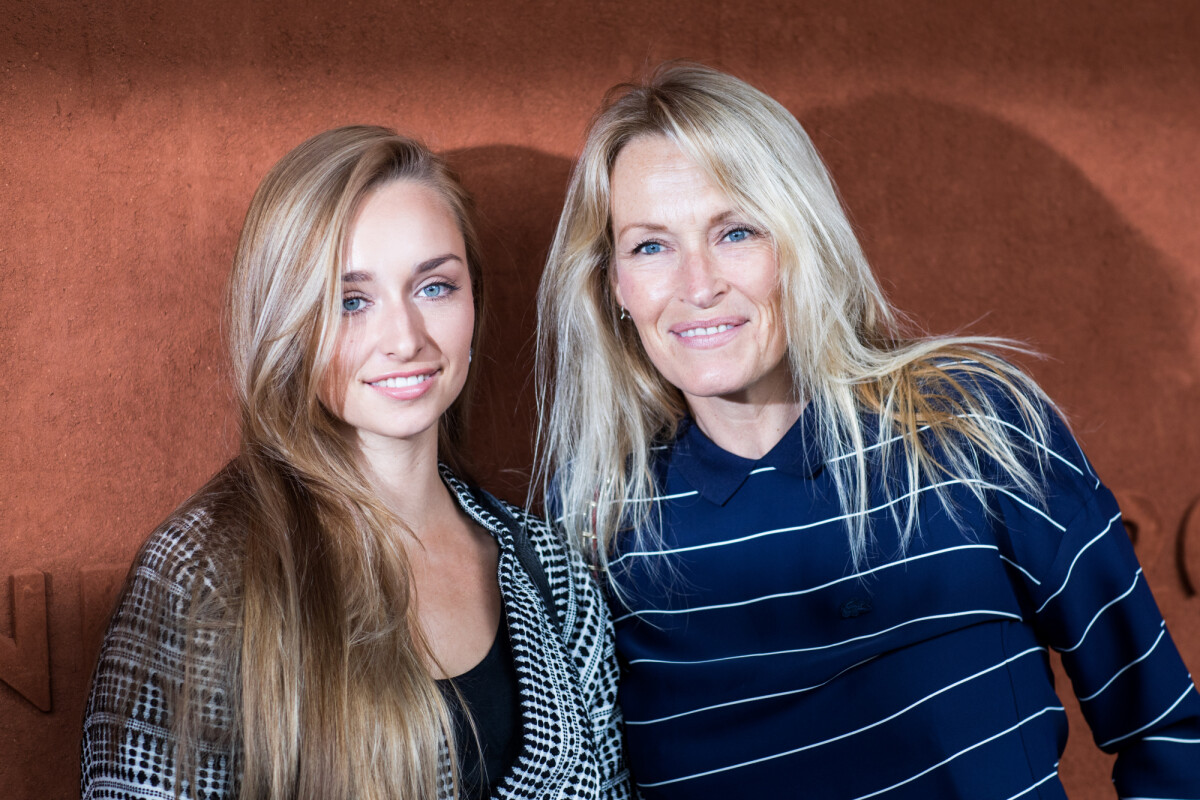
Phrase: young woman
[
  {"left": 536, "top": 63, "right": 1200, "bottom": 799},
  {"left": 82, "top": 126, "right": 629, "bottom": 800}
]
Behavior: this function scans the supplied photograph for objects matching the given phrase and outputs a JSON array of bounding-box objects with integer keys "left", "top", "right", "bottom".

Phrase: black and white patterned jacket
[{"left": 81, "top": 466, "right": 631, "bottom": 800}]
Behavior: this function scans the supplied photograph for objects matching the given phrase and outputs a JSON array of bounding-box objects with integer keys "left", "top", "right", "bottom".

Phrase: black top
[{"left": 438, "top": 621, "right": 522, "bottom": 799}]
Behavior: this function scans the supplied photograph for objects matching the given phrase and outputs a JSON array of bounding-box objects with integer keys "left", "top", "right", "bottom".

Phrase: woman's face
[
  {"left": 323, "top": 179, "right": 474, "bottom": 450},
  {"left": 609, "top": 135, "right": 790, "bottom": 412}
]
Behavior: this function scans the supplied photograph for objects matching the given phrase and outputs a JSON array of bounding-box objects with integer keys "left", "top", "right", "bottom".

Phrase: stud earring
[
  {"left": 468, "top": 347, "right": 474, "bottom": 364},
  {"left": 619, "top": 307, "right": 630, "bottom": 321}
]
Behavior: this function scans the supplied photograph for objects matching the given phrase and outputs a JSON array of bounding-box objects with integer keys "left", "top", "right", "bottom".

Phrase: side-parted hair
[
  {"left": 122, "top": 126, "right": 484, "bottom": 800},
  {"left": 536, "top": 63, "right": 1054, "bottom": 578}
]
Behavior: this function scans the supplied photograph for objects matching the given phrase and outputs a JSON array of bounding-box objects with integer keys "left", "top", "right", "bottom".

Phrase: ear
[{"left": 610, "top": 265, "right": 625, "bottom": 310}]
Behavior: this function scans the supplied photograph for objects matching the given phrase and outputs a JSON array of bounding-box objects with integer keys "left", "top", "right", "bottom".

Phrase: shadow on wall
[
  {"left": 6, "top": 100, "right": 1200, "bottom": 799},
  {"left": 805, "top": 93, "right": 1198, "bottom": 505},
  {"left": 444, "top": 144, "right": 573, "bottom": 504}
]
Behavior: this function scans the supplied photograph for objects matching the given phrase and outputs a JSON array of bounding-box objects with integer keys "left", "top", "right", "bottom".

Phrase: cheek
[
  {"left": 455, "top": 303, "right": 476, "bottom": 355},
  {"left": 430, "top": 304, "right": 476, "bottom": 363},
  {"left": 761, "top": 288, "right": 785, "bottom": 337},
  {"left": 615, "top": 270, "right": 669, "bottom": 323},
  {"left": 750, "top": 259, "right": 784, "bottom": 342}
]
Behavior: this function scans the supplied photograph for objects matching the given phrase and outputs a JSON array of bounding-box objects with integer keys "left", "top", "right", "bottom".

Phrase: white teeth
[
  {"left": 679, "top": 324, "right": 732, "bottom": 338},
  {"left": 371, "top": 374, "right": 433, "bottom": 388}
]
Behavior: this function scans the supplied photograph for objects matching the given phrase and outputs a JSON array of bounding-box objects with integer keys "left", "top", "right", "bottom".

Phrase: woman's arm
[
  {"left": 992, "top": 409, "right": 1200, "bottom": 797},
  {"left": 81, "top": 510, "right": 238, "bottom": 800}
]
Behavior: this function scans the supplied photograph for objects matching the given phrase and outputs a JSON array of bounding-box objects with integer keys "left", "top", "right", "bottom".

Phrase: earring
[
  {"left": 619, "top": 307, "right": 630, "bottom": 321},
  {"left": 468, "top": 347, "right": 474, "bottom": 364}
]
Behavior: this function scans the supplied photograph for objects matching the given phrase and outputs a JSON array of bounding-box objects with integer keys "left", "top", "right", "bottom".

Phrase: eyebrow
[
  {"left": 614, "top": 210, "right": 740, "bottom": 240},
  {"left": 341, "top": 254, "right": 464, "bottom": 283},
  {"left": 615, "top": 222, "right": 667, "bottom": 239}
]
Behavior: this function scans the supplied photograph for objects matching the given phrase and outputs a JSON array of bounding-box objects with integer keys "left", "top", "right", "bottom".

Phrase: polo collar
[{"left": 670, "top": 404, "right": 824, "bottom": 506}]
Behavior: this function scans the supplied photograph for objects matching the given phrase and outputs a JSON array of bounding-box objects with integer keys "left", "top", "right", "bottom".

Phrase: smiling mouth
[
  {"left": 369, "top": 373, "right": 435, "bottom": 388},
  {"left": 677, "top": 324, "right": 735, "bottom": 338}
]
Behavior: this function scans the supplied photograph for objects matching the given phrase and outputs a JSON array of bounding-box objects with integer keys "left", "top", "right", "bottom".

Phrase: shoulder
[
  {"left": 900, "top": 353, "right": 1076, "bottom": 466},
  {"left": 130, "top": 473, "right": 246, "bottom": 603},
  {"left": 103, "top": 468, "right": 249, "bottom": 660},
  {"left": 84, "top": 470, "right": 244, "bottom": 799},
  {"left": 916, "top": 357, "right": 1112, "bottom": 548},
  {"left": 135, "top": 505, "right": 223, "bottom": 595},
  {"left": 914, "top": 354, "right": 1047, "bottom": 420},
  {"left": 862, "top": 350, "right": 1104, "bottom": 514}
]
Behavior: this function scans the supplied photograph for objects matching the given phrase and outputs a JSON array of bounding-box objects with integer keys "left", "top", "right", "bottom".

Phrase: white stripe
[
  {"left": 552, "top": 489, "right": 699, "bottom": 523},
  {"left": 999, "top": 555, "right": 1042, "bottom": 586},
  {"left": 826, "top": 429, "right": 912, "bottom": 463},
  {"left": 1058, "top": 569, "right": 1142, "bottom": 653},
  {"left": 628, "top": 609, "right": 1023, "bottom": 665},
  {"left": 821, "top": 410, "right": 1083, "bottom": 479},
  {"left": 847, "top": 706, "right": 1066, "bottom": 800},
  {"left": 1078, "top": 623, "right": 1166, "bottom": 702},
  {"left": 1141, "top": 736, "right": 1200, "bottom": 744},
  {"left": 629, "top": 490, "right": 700, "bottom": 503},
  {"left": 612, "top": 478, "right": 993, "bottom": 565},
  {"left": 977, "top": 414, "right": 1083, "bottom": 476},
  {"left": 1065, "top": 429, "right": 1100, "bottom": 483},
  {"left": 625, "top": 655, "right": 878, "bottom": 726},
  {"left": 1035, "top": 512, "right": 1123, "bottom": 614},
  {"left": 1100, "top": 683, "right": 1199, "bottom": 748},
  {"left": 992, "top": 486, "right": 1068, "bottom": 532},
  {"left": 616, "top": 544, "right": 999, "bottom": 623},
  {"left": 749, "top": 466, "right": 776, "bottom": 474},
  {"left": 1003, "top": 770, "right": 1059, "bottom": 800},
  {"left": 636, "top": 650, "right": 1051, "bottom": 788}
]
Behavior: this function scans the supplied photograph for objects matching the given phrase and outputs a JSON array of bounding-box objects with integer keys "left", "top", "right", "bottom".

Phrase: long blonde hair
[
  {"left": 144, "top": 126, "right": 483, "bottom": 799},
  {"left": 536, "top": 63, "right": 1054, "bottom": 575}
]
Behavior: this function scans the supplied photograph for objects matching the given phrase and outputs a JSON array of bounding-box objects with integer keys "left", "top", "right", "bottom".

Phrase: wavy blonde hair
[
  {"left": 134, "top": 126, "right": 484, "bottom": 799},
  {"left": 536, "top": 63, "right": 1054, "bottom": 575}
]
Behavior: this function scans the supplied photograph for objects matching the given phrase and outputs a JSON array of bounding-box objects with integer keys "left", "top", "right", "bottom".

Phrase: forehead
[
  {"left": 611, "top": 135, "right": 695, "bottom": 183},
  {"left": 610, "top": 135, "right": 735, "bottom": 223},
  {"left": 347, "top": 180, "right": 465, "bottom": 263},
  {"left": 353, "top": 179, "right": 454, "bottom": 229}
]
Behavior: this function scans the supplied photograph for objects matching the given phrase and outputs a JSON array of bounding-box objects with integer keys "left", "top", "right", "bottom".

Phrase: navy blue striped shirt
[{"left": 609, "top": 401, "right": 1200, "bottom": 799}]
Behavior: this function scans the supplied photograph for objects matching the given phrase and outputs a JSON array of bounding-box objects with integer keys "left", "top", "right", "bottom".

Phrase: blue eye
[
  {"left": 633, "top": 241, "right": 663, "bottom": 255},
  {"left": 342, "top": 297, "right": 366, "bottom": 313},
  {"left": 725, "top": 228, "right": 753, "bottom": 243},
  {"left": 419, "top": 282, "right": 456, "bottom": 299}
]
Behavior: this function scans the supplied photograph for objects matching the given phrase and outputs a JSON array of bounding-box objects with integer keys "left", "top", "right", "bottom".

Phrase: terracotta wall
[{"left": 2, "top": 1, "right": 1198, "bottom": 797}]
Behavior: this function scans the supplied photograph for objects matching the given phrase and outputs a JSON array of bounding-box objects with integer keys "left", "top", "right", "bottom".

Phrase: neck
[
  {"left": 354, "top": 427, "right": 456, "bottom": 534},
  {"left": 687, "top": 394, "right": 806, "bottom": 459}
]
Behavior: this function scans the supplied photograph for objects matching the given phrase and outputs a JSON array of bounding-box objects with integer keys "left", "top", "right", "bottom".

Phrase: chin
[{"left": 677, "top": 378, "right": 755, "bottom": 400}]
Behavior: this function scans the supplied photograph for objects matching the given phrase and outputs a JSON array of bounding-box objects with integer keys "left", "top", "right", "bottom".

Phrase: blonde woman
[
  {"left": 82, "top": 126, "right": 629, "bottom": 800},
  {"left": 537, "top": 64, "right": 1200, "bottom": 798}
]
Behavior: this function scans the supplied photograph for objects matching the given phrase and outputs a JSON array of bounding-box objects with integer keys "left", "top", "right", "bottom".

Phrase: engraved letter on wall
[{"left": 0, "top": 570, "right": 51, "bottom": 711}]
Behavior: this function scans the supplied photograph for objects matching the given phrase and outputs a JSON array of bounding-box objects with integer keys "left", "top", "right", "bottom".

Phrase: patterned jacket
[{"left": 81, "top": 466, "right": 631, "bottom": 800}]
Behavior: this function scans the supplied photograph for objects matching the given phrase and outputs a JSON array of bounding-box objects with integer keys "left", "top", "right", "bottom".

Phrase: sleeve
[
  {"left": 81, "top": 512, "right": 238, "bottom": 800},
  {"left": 515, "top": 507, "right": 634, "bottom": 800},
  {"left": 991, "top": 408, "right": 1200, "bottom": 798}
]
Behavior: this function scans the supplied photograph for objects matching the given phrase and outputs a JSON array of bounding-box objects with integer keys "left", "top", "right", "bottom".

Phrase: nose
[
  {"left": 381, "top": 298, "right": 428, "bottom": 360},
  {"left": 681, "top": 246, "right": 727, "bottom": 308}
]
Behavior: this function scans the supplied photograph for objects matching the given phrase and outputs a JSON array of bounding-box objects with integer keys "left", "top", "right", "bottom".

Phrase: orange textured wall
[{"left": 2, "top": 2, "right": 1199, "bottom": 797}]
